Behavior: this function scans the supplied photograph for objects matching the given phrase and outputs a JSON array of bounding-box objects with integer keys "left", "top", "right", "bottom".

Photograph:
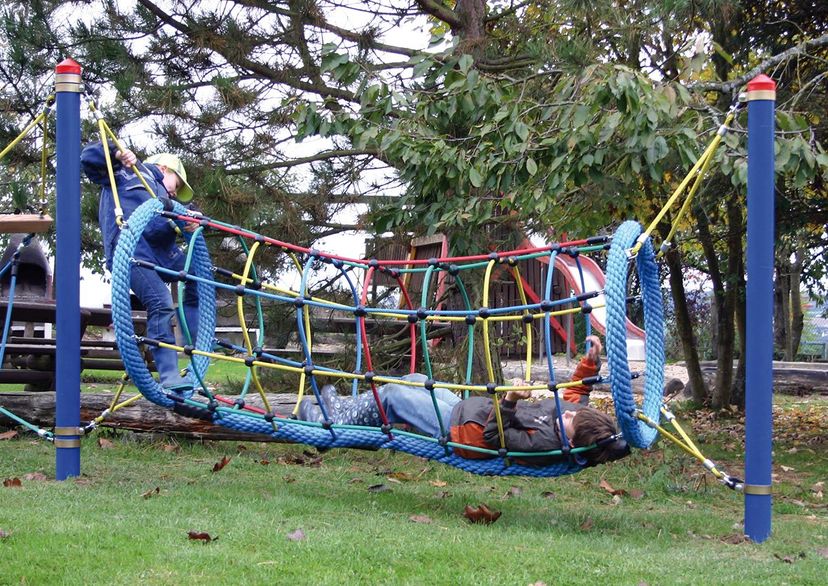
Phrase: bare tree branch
[{"left": 690, "top": 33, "right": 828, "bottom": 94}]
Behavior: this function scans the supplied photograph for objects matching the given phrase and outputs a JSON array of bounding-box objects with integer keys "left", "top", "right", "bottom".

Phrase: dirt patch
[{"left": 502, "top": 357, "right": 688, "bottom": 398}]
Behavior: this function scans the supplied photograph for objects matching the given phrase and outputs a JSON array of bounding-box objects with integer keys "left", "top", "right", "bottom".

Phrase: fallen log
[
  {"left": 695, "top": 361, "right": 828, "bottom": 395},
  {"left": 0, "top": 391, "right": 306, "bottom": 441}
]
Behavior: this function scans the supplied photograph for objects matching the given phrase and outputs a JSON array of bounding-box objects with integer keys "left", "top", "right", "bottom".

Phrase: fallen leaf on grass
[
  {"left": 386, "top": 477, "right": 402, "bottom": 485},
  {"left": 162, "top": 443, "right": 179, "bottom": 453},
  {"left": 463, "top": 504, "right": 501, "bottom": 524},
  {"left": 780, "top": 465, "right": 795, "bottom": 472},
  {"left": 141, "top": 487, "right": 160, "bottom": 499},
  {"left": 256, "top": 459, "right": 270, "bottom": 466},
  {"left": 286, "top": 529, "right": 306, "bottom": 542},
  {"left": 541, "top": 491, "right": 556, "bottom": 499},
  {"left": 409, "top": 515, "right": 433, "bottom": 524},
  {"left": 629, "top": 489, "right": 645, "bottom": 499},
  {"left": 0, "top": 528, "right": 10, "bottom": 539},
  {"left": 387, "top": 471, "right": 412, "bottom": 481},
  {"left": 579, "top": 517, "right": 594, "bottom": 531},
  {"left": 212, "top": 456, "right": 231, "bottom": 472},
  {"left": 719, "top": 534, "right": 750, "bottom": 545},
  {"left": 368, "top": 483, "right": 391, "bottom": 493},
  {"left": 774, "top": 553, "right": 805, "bottom": 564},
  {"left": 97, "top": 438, "right": 114, "bottom": 449},
  {"left": 611, "top": 494, "right": 622, "bottom": 506},
  {"left": 187, "top": 531, "right": 217, "bottom": 543},
  {"left": 283, "top": 475, "right": 296, "bottom": 484},
  {"left": 429, "top": 480, "right": 447, "bottom": 487},
  {"left": 435, "top": 490, "right": 452, "bottom": 499},
  {"left": 0, "top": 430, "right": 18, "bottom": 441},
  {"left": 23, "top": 472, "right": 47, "bottom": 482},
  {"left": 3, "top": 478, "right": 22, "bottom": 488},
  {"left": 278, "top": 453, "right": 322, "bottom": 467},
  {"left": 599, "top": 478, "right": 627, "bottom": 496},
  {"left": 505, "top": 486, "right": 523, "bottom": 498}
]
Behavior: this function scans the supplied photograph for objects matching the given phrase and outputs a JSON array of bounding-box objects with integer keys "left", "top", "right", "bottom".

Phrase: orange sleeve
[{"left": 561, "top": 356, "right": 599, "bottom": 403}]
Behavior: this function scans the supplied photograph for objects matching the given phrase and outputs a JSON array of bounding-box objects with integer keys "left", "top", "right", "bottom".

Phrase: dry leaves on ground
[
  {"left": 212, "top": 456, "right": 231, "bottom": 472},
  {"left": 277, "top": 451, "right": 322, "bottom": 467},
  {"left": 409, "top": 515, "right": 433, "bottom": 524},
  {"left": 463, "top": 504, "right": 501, "bottom": 524},
  {"left": 3, "top": 478, "right": 22, "bottom": 488},
  {"left": 141, "top": 487, "right": 160, "bottom": 499},
  {"left": 187, "top": 531, "right": 217, "bottom": 543},
  {"left": 0, "top": 430, "right": 18, "bottom": 440}
]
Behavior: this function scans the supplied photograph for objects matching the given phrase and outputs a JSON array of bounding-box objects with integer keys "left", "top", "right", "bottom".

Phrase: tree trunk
[
  {"left": 789, "top": 247, "right": 805, "bottom": 357},
  {"left": 731, "top": 252, "right": 747, "bottom": 408},
  {"left": 0, "top": 391, "right": 302, "bottom": 440},
  {"left": 694, "top": 202, "right": 736, "bottom": 408},
  {"left": 658, "top": 227, "right": 708, "bottom": 403}
]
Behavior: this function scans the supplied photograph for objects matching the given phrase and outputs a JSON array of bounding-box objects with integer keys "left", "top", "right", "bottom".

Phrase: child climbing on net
[{"left": 298, "top": 336, "right": 629, "bottom": 467}]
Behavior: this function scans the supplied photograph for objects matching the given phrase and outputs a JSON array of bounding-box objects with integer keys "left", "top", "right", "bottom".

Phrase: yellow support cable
[
  {"left": 87, "top": 104, "right": 175, "bottom": 228},
  {"left": 38, "top": 107, "right": 49, "bottom": 214},
  {"left": 658, "top": 130, "right": 723, "bottom": 255},
  {"left": 96, "top": 118, "right": 125, "bottom": 224},
  {"left": 0, "top": 110, "right": 47, "bottom": 163},
  {"left": 631, "top": 111, "right": 736, "bottom": 256},
  {"left": 659, "top": 406, "right": 707, "bottom": 460},
  {"left": 635, "top": 411, "right": 729, "bottom": 481}
]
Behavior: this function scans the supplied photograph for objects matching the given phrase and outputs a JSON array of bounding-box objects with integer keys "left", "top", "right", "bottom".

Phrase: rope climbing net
[{"left": 110, "top": 196, "right": 666, "bottom": 477}]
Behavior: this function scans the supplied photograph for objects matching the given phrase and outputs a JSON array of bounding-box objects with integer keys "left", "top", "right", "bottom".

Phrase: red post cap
[
  {"left": 747, "top": 74, "right": 775, "bottom": 92},
  {"left": 55, "top": 58, "right": 81, "bottom": 75}
]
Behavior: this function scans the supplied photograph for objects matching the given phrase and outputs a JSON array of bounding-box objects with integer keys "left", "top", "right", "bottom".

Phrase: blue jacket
[{"left": 81, "top": 142, "right": 185, "bottom": 273}]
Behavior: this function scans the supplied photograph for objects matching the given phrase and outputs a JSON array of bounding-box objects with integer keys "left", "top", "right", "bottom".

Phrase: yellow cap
[{"left": 145, "top": 153, "right": 194, "bottom": 203}]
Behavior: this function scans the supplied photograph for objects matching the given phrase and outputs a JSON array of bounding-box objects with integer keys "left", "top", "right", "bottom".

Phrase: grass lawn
[{"left": 1, "top": 388, "right": 826, "bottom": 585}]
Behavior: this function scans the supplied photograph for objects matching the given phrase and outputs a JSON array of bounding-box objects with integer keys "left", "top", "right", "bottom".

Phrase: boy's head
[
  {"left": 571, "top": 407, "right": 630, "bottom": 466},
  {"left": 146, "top": 153, "right": 194, "bottom": 203}
]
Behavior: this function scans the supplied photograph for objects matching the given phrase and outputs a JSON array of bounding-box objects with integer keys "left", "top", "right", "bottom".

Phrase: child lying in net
[{"left": 298, "top": 336, "right": 629, "bottom": 466}]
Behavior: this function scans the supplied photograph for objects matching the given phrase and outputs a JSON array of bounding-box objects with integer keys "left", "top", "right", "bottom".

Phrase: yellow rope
[
  {"left": 635, "top": 410, "right": 729, "bottom": 481},
  {"left": 631, "top": 111, "right": 736, "bottom": 256},
  {"left": 38, "top": 107, "right": 50, "bottom": 215},
  {"left": 0, "top": 110, "right": 47, "bottom": 162},
  {"left": 87, "top": 101, "right": 169, "bottom": 226}
]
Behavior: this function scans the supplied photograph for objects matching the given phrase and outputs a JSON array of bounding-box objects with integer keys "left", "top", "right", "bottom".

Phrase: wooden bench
[{"left": 0, "top": 301, "right": 149, "bottom": 390}]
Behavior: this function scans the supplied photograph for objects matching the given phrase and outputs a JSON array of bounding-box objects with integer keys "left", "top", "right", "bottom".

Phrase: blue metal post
[
  {"left": 744, "top": 74, "right": 776, "bottom": 542},
  {"left": 54, "top": 58, "right": 83, "bottom": 480}
]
